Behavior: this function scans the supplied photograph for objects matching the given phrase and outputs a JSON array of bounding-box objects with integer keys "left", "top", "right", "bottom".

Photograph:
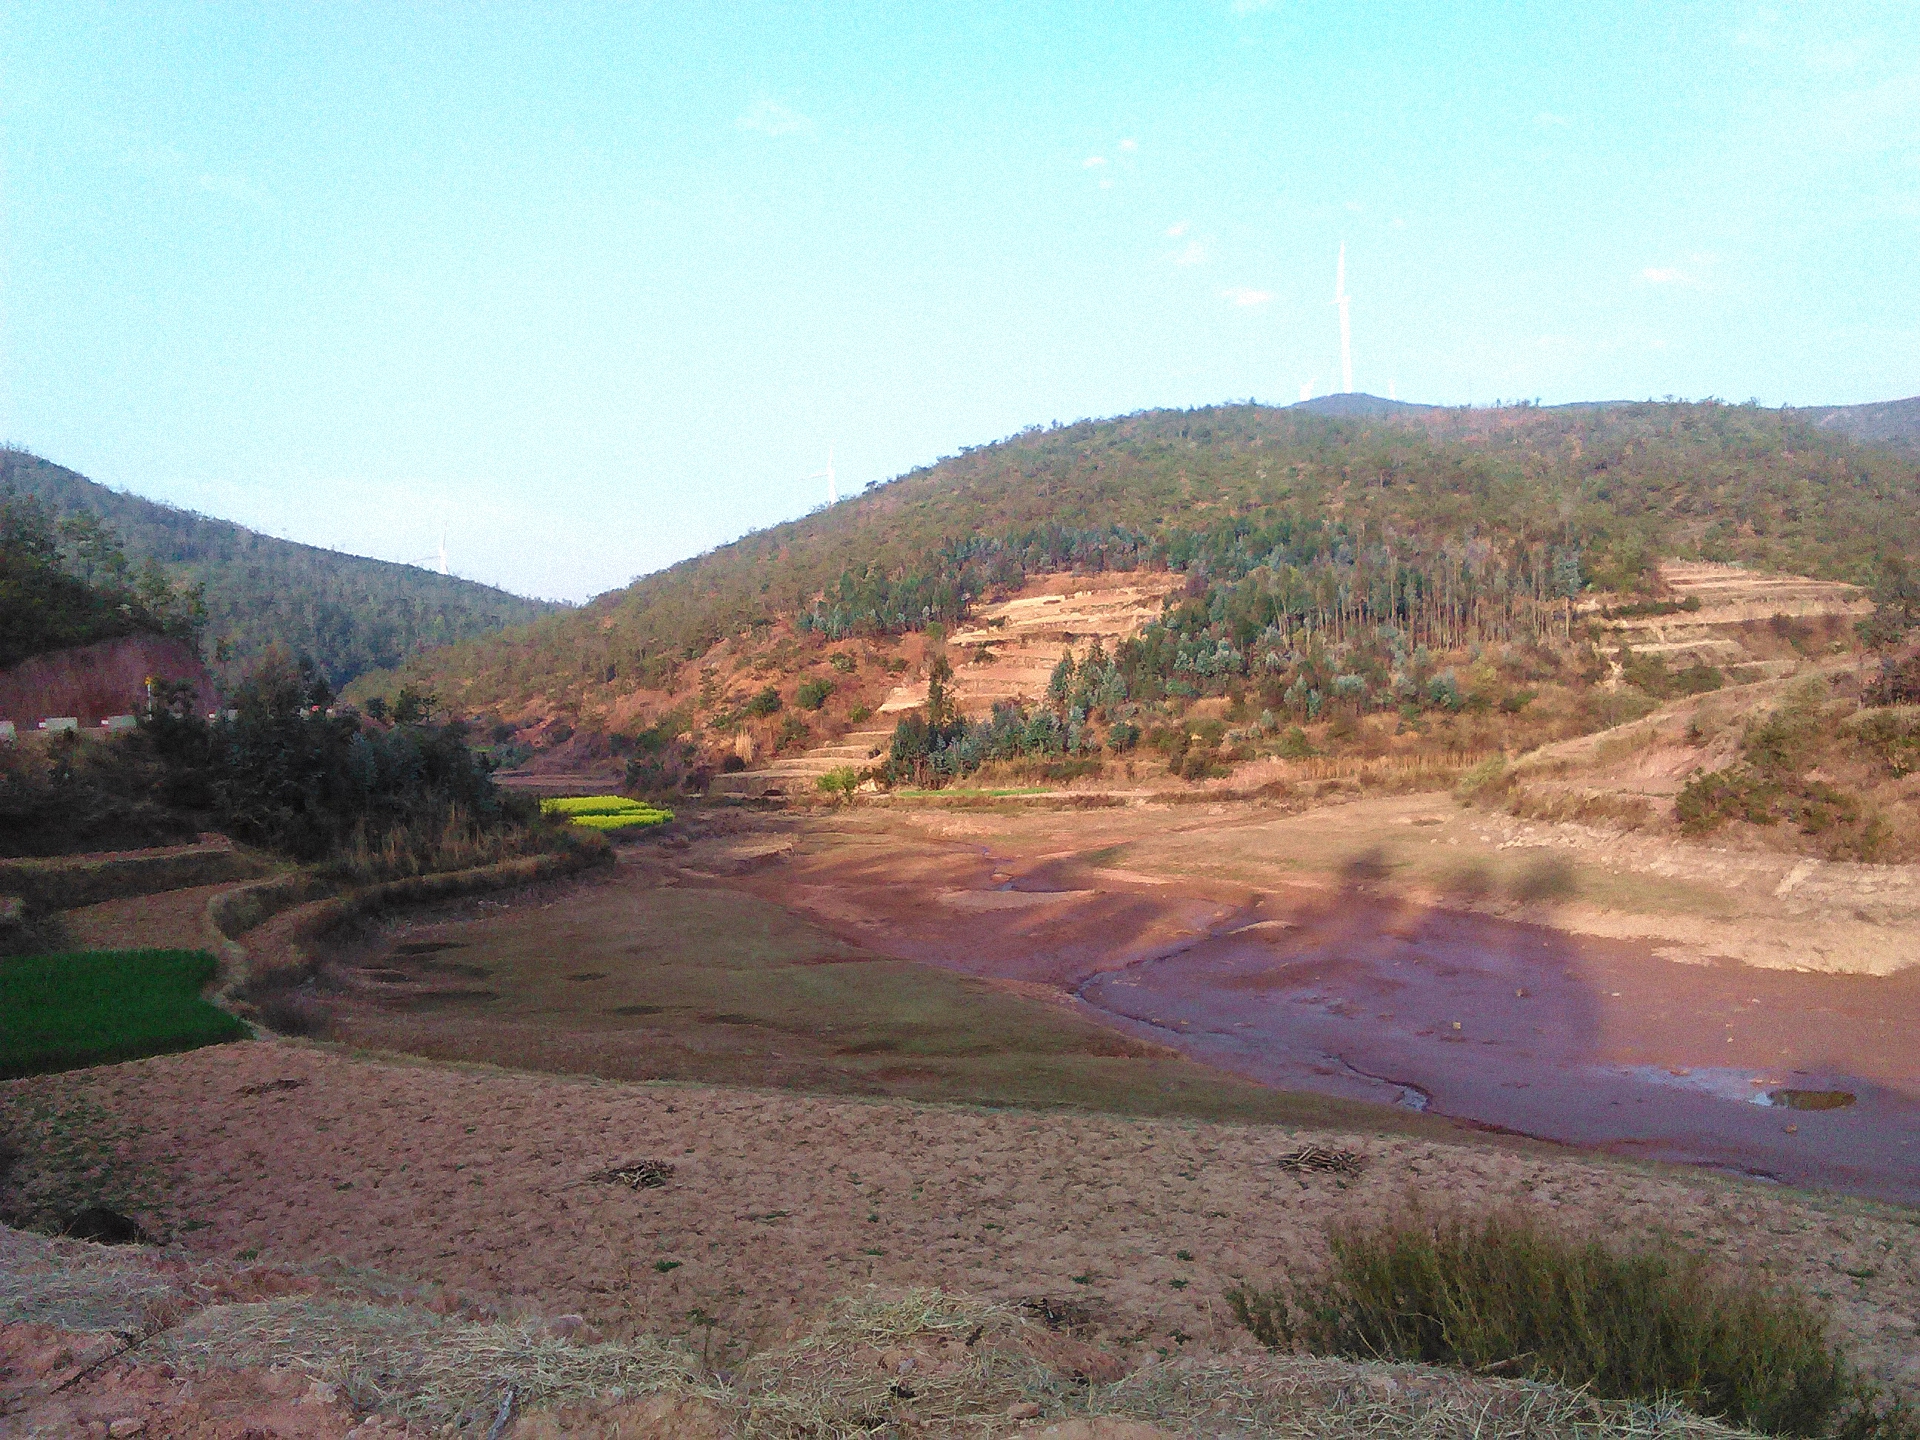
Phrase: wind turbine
[
  {"left": 1334, "top": 244, "right": 1353, "bottom": 394},
  {"left": 803, "top": 446, "right": 837, "bottom": 505},
  {"left": 411, "top": 523, "right": 449, "bottom": 576}
]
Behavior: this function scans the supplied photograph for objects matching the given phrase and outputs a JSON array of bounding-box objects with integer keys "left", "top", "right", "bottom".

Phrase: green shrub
[
  {"left": 1847, "top": 707, "right": 1920, "bottom": 780},
  {"left": 817, "top": 766, "right": 861, "bottom": 800},
  {"left": 797, "top": 677, "right": 834, "bottom": 710},
  {"left": 744, "top": 686, "right": 783, "bottom": 718},
  {"left": 1224, "top": 1208, "right": 1900, "bottom": 1438},
  {"left": 847, "top": 703, "right": 872, "bottom": 724},
  {"left": 1454, "top": 755, "right": 1509, "bottom": 804},
  {"left": 1, "top": 949, "right": 247, "bottom": 1078},
  {"left": 1676, "top": 766, "right": 1860, "bottom": 836},
  {"left": 1498, "top": 688, "right": 1537, "bottom": 714},
  {"left": 1276, "top": 725, "right": 1315, "bottom": 759}
]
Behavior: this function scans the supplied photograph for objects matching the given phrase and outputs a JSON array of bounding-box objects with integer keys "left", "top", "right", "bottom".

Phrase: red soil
[{"left": 0, "top": 636, "right": 217, "bottom": 728}]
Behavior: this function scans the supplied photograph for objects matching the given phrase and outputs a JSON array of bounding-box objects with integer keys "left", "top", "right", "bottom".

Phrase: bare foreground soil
[{"left": 5, "top": 1041, "right": 1919, "bottom": 1426}]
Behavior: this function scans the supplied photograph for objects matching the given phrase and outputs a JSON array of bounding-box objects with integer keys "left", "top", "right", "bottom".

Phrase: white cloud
[
  {"left": 1389, "top": 216, "right": 1407, "bottom": 229},
  {"left": 1640, "top": 253, "right": 1718, "bottom": 287},
  {"left": 1083, "top": 155, "right": 1107, "bottom": 168},
  {"left": 1535, "top": 111, "right": 1571, "bottom": 127},
  {"left": 1222, "top": 287, "right": 1274, "bottom": 307},
  {"left": 1173, "top": 239, "right": 1208, "bottom": 266},
  {"left": 1166, "top": 220, "right": 1189, "bottom": 238},
  {"left": 735, "top": 99, "right": 815, "bottom": 139},
  {"left": 1231, "top": 0, "right": 1276, "bottom": 13},
  {"left": 1344, "top": 200, "right": 1364, "bottom": 213},
  {"left": 1118, "top": 138, "right": 1138, "bottom": 153},
  {"left": 1098, "top": 179, "right": 1114, "bottom": 189}
]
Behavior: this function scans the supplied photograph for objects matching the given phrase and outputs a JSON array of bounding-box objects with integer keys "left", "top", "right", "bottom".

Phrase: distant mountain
[
  {"left": 1788, "top": 397, "right": 1920, "bottom": 448},
  {"left": 1291, "top": 393, "right": 1920, "bottom": 450},
  {"left": 0, "top": 449, "right": 562, "bottom": 689},
  {"left": 1287, "top": 393, "right": 1436, "bottom": 418}
]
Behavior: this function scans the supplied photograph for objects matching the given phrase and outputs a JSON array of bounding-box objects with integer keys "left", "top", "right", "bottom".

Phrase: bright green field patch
[
  {"left": 1, "top": 950, "right": 248, "bottom": 1078},
  {"left": 541, "top": 796, "right": 674, "bottom": 830}
]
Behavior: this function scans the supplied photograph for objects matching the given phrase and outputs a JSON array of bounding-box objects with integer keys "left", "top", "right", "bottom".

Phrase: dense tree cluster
[
  {"left": 0, "top": 489, "right": 204, "bottom": 669},
  {"left": 143, "top": 648, "right": 516, "bottom": 859}
]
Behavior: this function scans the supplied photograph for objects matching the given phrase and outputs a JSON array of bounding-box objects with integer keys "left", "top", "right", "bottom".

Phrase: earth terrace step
[{"left": 708, "top": 771, "right": 822, "bottom": 798}]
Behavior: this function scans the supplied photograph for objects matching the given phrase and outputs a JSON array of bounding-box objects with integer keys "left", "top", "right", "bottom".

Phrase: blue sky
[{"left": 3, "top": 3, "right": 1916, "bottom": 602}]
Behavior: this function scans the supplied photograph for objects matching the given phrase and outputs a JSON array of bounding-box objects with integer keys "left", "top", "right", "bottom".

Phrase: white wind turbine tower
[
  {"left": 803, "top": 445, "right": 837, "bottom": 505},
  {"left": 412, "top": 523, "right": 449, "bottom": 576},
  {"left": 1334, "top": 243, "right": 1354, "bottom": 394}
]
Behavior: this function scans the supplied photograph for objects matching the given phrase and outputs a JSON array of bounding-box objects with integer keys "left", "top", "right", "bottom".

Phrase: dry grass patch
[{"left": 1226, "top": 1209, "right": 1915, "bottom": 1439}]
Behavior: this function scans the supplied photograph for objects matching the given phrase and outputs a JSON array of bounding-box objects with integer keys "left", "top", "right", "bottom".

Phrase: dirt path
[{"left": 6, "top": 1042, "right": 1917, "bottom": 1396}]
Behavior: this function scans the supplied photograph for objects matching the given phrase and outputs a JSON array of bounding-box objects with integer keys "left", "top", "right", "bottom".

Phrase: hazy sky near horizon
[{"left": 4, "top": 3, "right": 1916, "bottom": 602}]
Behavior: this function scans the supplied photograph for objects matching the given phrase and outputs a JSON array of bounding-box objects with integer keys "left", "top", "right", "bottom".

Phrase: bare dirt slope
[
  {"left": 712, "top": 573, "right": 1175, "bottom": 797},
  {"left": 5, "top": 1042, "right": 1917, "bottom": 1404},
  {"left": 0, "top": 635, "right": 218, "bottom": 729},
  {"left": 881, "top": 573, "right": 1176, "bottom": 718}
]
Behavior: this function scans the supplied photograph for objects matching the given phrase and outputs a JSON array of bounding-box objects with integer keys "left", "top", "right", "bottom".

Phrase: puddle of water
[
  {"left": 1767, "top": 1089, "right": 1857, "bottom": 1111},
  {"left": 1613, "top": 1067, "right": 1860, "bottom": 1112},
  {"left": 1612, "top": 1065, "right": 1783, "bottom": 1105}
]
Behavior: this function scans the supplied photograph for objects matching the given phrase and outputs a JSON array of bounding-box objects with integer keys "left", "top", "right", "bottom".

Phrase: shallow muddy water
[{"left": 1076, "top": 893, "right": 1920, "bottom": 1206}]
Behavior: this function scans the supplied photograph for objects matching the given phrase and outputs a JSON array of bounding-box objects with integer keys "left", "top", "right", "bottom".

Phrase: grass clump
[
  {"left": 1225, "top": 1208, "right": 1909, "bottom": 1438},
  {"left": 540, "top": 796, "right": 673, "bottom": 831},
  {"left": 1, "top": 949, "right": 247, "bottom": 1078}
]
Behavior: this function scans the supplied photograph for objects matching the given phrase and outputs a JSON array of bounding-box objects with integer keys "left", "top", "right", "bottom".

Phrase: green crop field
[
  {"left": 540, "top": 796, "right": 674, "bottom": 831},
  {"left": 1, "top": 949, "right": 248, "bottom": 1078}
]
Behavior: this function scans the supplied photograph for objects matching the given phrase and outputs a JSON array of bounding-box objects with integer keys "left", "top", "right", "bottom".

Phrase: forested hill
[
  {"left": 1789, "top": 396, "right": 1920, "bottom": 449},
  {"left": 0, "top": 449, "right": 561, "bottom": 688},
  {"left": 378, "top": 399, "right": 1920, "bottom": 724}
]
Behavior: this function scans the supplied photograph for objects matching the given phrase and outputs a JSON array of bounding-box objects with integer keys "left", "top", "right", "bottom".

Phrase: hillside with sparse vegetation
[{"left": 367, "top": 400, "right": 1920, "bottom": 803}]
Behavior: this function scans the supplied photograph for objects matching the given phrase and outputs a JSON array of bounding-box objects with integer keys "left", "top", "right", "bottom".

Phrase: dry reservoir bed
[
  {"left": 709, "top": 801, "right": 1920, "bottom": 1205},
  {"left": 4, "top": 1042, "right": 1917, "bottom": 1397}
]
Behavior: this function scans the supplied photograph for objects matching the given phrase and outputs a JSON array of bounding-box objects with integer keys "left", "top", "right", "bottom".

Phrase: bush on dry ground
[{"left": 1226, "top": 1208, "right": 1914, "bottom": 1439}]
